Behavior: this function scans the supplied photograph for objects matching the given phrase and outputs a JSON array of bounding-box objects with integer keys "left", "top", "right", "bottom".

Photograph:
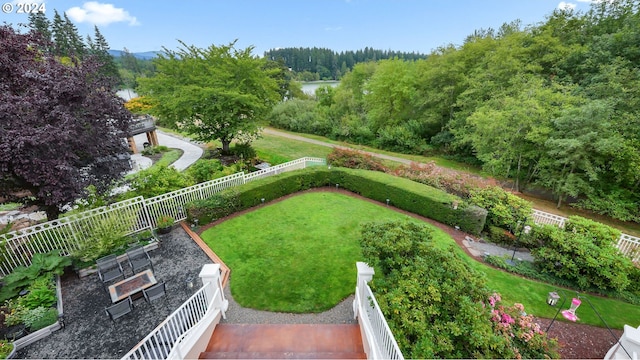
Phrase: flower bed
[{"left": 0, "top": 275, "right": 64, "bottom": 356}]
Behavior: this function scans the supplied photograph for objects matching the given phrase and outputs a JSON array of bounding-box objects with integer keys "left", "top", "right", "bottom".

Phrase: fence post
[
  {"left": 354, "top": 262, "right": 375, "bottom": 319},
  {"left": 199, "top": 264, "right": 228, "bottom": 318}
]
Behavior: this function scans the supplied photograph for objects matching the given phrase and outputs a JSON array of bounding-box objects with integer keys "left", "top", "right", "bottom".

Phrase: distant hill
[{"left": 108, "top": 50, "right": 164, "bottom": 60}]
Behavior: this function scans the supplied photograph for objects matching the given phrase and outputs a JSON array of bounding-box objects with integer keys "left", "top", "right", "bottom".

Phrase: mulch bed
[{"left": 199, "top": 187, "right": 626, "bottom": 359}]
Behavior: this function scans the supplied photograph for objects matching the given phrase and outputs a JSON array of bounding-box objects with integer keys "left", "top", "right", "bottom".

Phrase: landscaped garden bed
[
  {"left": 71, "top": 230, "right": 160, "bottom": 278},
  {"left": 0, "top": 251, "right": 68, "bottom": 356}
]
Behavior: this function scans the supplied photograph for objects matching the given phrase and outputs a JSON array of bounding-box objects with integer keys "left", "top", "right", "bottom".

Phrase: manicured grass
[
  {"left": 201, "top": 191, "right": 640, "bottom": 328},
  {"left": 153, "top": 149, "right": 182, "bottom": 168},
  {"left": 200, "top": 192, "right": 451, "bottom": 313},
  {"left": 252, "top": 133, "right": 333, "bottom": 165}
]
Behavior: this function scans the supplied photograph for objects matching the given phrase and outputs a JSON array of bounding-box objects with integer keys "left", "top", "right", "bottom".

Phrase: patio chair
[
  {"left": 96, "top": 254, "right": 124, "bottom": 286},
  {"left": 105, "top": 297, "right": 133, "bottom": 321},
  {"left": 126, "top": 243, "right": 154, "bottom": 274},
  {"left": 143, "top": 281, "right": 166, "bottom": 303}
]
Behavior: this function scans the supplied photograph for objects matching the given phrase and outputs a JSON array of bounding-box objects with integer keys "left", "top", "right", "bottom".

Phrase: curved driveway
[{"left": 132, "top": 129, "right": 204, "bottom": 171}]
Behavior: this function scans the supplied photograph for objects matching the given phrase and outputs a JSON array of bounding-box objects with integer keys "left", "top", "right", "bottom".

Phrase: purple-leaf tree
[{"left": 0, "top": 25, "right": 131, "bottom": 220}]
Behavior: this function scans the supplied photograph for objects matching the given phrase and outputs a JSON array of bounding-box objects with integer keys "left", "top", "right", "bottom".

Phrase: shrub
[
  {"left": 231, "top": 143, "right": 257, "bottom": 163},
  {"left": 22, "top": 306, "right": 58, "bottom": 332},
  {"left": 360, "top": 221, "right": 510, "bottom": 358},
  {"left": 360, "top": 221, "right": 433, "bottom": 276},
  {"left": 326, "top": 148, "right": 389, "bottom": 172},
  {"left": 186, "top": 159, "right": 224, "bottom": 183},
  {"left": 156, "top": 215, "right": 174, "bottom": 229},
  {"left": 488, "top": 294, "right": 560, "bottom": 359},
  {"left": 531, "top": 219, "right": 634, "bottom": 293},
  {"left": 392, "top": 162, "right": 498, "bottom": 198},
  {"left": 122, "top": 165, "right": 193, "bottom": 199},
  {"left": 0, "top": 340, "right": 13, "bottom": 359},
  {"left": 141, "top": 145, "right": 169, "bottom": 156},
  {"left": 70, "top": 212, "right": 135, "bottom": 263},
  {"left": 2, "top": 299, "right": 28, "bottom": 327},
  {"left": 19, "top": 277, "right": 56, "bottom": 309},
  {"left": 374, "top": 124, "right": 428, "bottom": 154},
  {"left": 124, "top": 96, "right": 154, "bottom": 114},
  {"left": 468, "top": 186, "right": 532, "bottom": 232},
  {"left": 269, "top": 98, "right": 332, "bottom": 136}
]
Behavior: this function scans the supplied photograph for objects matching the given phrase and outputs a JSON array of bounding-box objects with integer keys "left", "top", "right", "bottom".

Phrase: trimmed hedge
[{"left": 187, "top": 167, "right": 487, "bottom": 235}]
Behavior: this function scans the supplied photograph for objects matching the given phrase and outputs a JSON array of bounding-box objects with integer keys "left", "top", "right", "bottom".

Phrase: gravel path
[{"left": 222, "top": 286, "right": 356, "bottom": 325}]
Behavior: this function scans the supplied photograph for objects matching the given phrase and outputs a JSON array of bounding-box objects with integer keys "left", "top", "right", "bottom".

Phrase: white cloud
[
  {"left": 324, "top": 26, "right": 343, "bottom": 32},
  {"left": 66, "top": 2, "right": 139, "bottom": 26},
  {"left": 558, "top": 1, "right": 577, "bottom": 10}
]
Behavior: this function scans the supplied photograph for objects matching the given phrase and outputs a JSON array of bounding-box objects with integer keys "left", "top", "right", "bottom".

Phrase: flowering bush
[
  {"left": 393, "top": 161, "right": 498, "bottom": 198},
  {"left": 124, "top": 96, "right": 154, "bottom": 114},
  {"left": 326, "top": 148, "right": 389, "bottom": 172},
  {"left": 488, "top": 293, "right": 560, "bottom": 359}
]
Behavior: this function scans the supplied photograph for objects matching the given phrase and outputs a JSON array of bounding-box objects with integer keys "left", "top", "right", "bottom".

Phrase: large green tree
[{"left": 138, "top": 40, "right": 282, "bottom": 153}]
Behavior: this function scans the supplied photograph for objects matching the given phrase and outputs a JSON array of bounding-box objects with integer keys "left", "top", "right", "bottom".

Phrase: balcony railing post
[
  {"left": 198, "top": 264, "right": 228, "bottom": 318},
  {"left": 355, "top": 262, "right": 375, "bottom": 318}
]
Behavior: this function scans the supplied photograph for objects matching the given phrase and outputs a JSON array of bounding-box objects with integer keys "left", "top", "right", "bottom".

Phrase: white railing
[
  {"left": 122, "top": 264, "right": 227, "bottom": 360},
  {"left": 531, "top": 209, "right": 566, "bottom": 228},
  {"left": 353, "top": 262, "right": 404, "bottom": 360},
  {"left": 0, "top": 196, "right": 147, "bottom": 275},
  {"left": 244, "top": 157, "right": 325, "bottom": 182},
  {"left": 0, "top": 157, "right": 326, "bottom": 276},
  {"left": 531, "top": 209, "right": 640, "bottom": 263},
  {"left": 123, "top": 286, "right": 211, "bottom": 360}
]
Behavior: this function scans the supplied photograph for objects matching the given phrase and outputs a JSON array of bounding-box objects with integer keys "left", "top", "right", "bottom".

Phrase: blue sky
[{"left": 1, "top": 0, "right": 598, "bottom": 56}]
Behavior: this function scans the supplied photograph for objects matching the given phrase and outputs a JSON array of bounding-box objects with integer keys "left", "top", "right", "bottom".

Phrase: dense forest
[
  {"left": 264, "top": 47, "right": 427, "bottom": 80},
  {"left": 269, "top": 0, "right": 640, "bottom": 222}
]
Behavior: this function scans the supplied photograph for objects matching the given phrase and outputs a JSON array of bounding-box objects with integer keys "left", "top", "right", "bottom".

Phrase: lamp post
[{"left": 506, "top": 218, "right": 530, "bottom": 266}]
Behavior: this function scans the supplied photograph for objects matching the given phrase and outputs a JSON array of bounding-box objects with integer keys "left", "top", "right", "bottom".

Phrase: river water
[
  {"left": 118, "top": 81, "right": 340, "bottom": 100},
  {"left": 301, "top": 81, "right": 340, "bottom": 95}
]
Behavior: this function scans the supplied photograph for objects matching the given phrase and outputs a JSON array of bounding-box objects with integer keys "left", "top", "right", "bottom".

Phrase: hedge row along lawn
[{"left": 200, "top": 191, "right": 640, "bottom": 328}]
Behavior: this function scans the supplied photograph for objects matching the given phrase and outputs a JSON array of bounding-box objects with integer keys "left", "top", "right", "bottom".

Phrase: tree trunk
[
  {"left": 221, "top": 140, "right": 231, "bottom": 155},
  {"left": 45, "top": 206, "right": 60, "bottom": 221}
]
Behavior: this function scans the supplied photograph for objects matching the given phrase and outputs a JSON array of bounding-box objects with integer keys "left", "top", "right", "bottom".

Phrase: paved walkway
[{"left": 131, "top": 129, "right": 204, "bottom": 171}]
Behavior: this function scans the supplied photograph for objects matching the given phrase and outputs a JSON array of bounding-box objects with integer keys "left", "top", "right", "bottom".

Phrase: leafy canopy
[
  {"left": 0, "top": 25, "right": 132, "bottom": 220},
  {"left": 138, "top": 40, "right": 282, "bottom": 153}
]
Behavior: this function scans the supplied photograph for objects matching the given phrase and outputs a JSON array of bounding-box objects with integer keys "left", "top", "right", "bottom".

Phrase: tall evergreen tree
[
  {"left": 51, "top": 10, "right": 69, "bottom": 57},
  {"left": 89, "top": 25, "right": 121, "bottom": 84},
  {"left": 28, "top": 12, "right": 51, "bottom": 42},
  {"left": 63, "top": 12, "right": 85, "bottom": 58}
]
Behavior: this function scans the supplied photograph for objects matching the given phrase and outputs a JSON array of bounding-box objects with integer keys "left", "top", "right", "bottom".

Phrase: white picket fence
[
  {"left": 531, "top": 209, "right": 640, "bottom": 263},
  {"left": 0, "top": 157, "right": 326, "bottom": 276},
  {"left": 354, "top": 262, "right": 404, "bottom": 360}
]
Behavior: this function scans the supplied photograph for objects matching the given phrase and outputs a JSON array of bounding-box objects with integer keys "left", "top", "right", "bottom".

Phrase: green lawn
[
  {"left": 200, "top": 192, "right": 451, "bottom": 313},
  {"left": 200, "top": 191, "right": 640, "bottom": 328},
  {"left": 153, "top": 149, "right": 182, "bottom": 168},
  {"left": 252, "top": 133, "right": 333, "bottom": 165}
]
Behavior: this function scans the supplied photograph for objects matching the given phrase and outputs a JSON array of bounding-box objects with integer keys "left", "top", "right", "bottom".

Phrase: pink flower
[{"left": 502, "top": 313, "right": 515, "bottom": 324}]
